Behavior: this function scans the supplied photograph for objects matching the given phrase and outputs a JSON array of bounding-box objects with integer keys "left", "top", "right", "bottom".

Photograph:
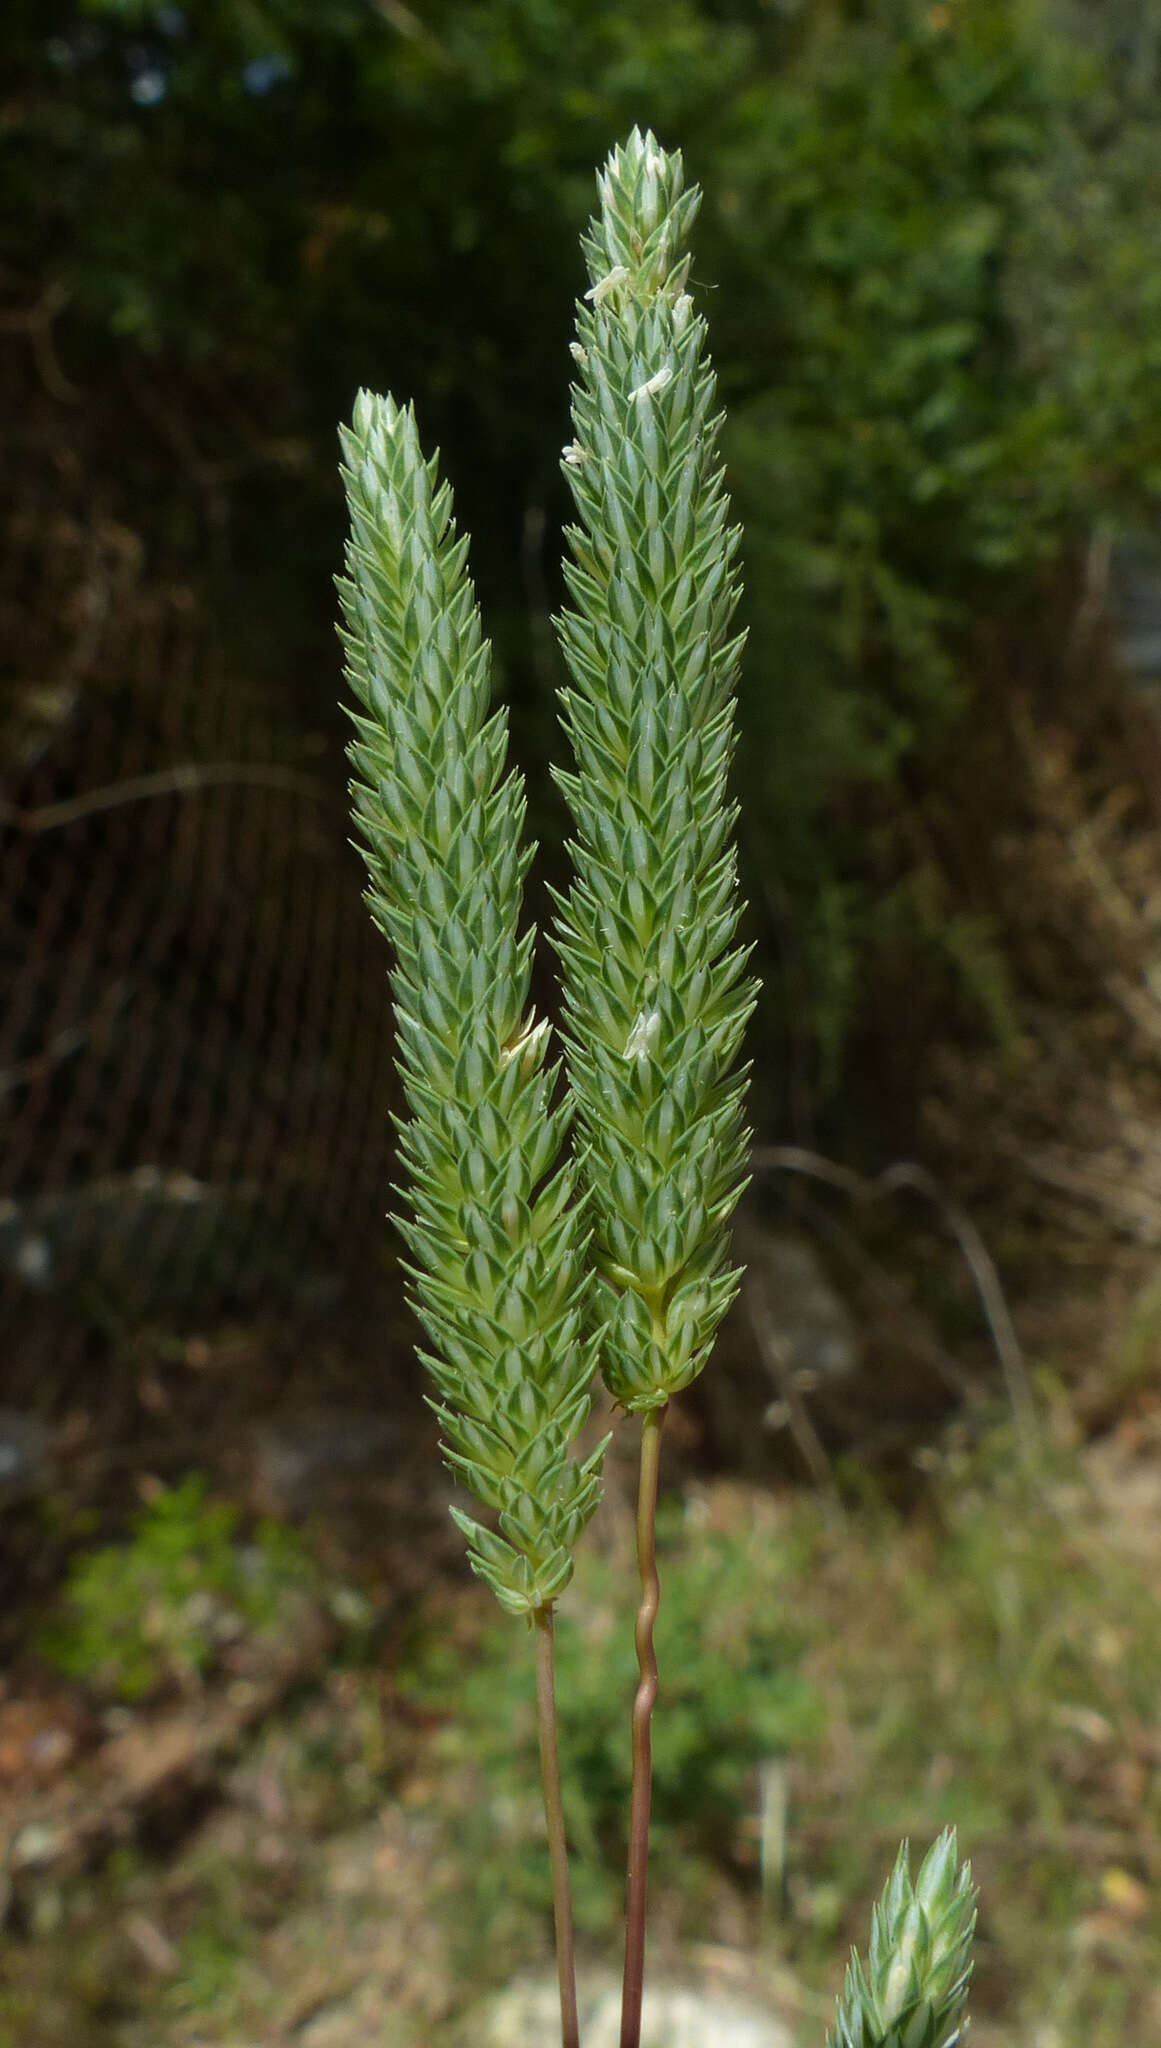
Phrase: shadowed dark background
[{"left": 4, "top": 0, "right": 1161, "bottom": 1475}]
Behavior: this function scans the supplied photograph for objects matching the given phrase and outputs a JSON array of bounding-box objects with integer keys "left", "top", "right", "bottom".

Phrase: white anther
[
  {"left": 585, "top": 265, "right": 631, "bottom": 305},
  {"left": 623, "top": 1008, "right": 661, "bottom": 1062},
  {"left": 500, "top": 1015, "right": 550, "bottom": 1069},
  {"left": 629, "top": 365, "right": 673, "bottom": 404},
  {"left": 561, "top": 442, "right": 590, "bottom": 467}
]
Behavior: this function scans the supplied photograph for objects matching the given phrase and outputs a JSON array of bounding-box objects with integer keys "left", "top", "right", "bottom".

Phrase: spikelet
[
  {"left": 828, "top": 1831, "right": 977, "bottom": 2048},
  {"left": 552, "top": 129, "right": 756, "bottom": 1412},
  {"left": 337, "top": 392, "right": 605, "bottom": 1617}
]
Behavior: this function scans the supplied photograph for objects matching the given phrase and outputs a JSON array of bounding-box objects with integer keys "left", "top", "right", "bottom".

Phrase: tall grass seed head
[{"left": 552, "top": 128, "right": 756, "bottom": 1413}]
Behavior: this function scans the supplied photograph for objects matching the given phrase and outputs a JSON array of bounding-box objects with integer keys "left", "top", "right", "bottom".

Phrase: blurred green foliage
[
  {"left": 37, "top": 1475, "right": 316, "bottom": 1699},
  {"left": 714, "top": 0, "right": 1161, "bottom": 1079},
  {"left": 6, "top": 0, "right": 1161, "bottom": 1095},
  {"left": 402, "top": 1503, "right": 821, "bottom": 1944},
  {"left": 787, "top": 1413, "right": 1161, "bottom": 2046}
]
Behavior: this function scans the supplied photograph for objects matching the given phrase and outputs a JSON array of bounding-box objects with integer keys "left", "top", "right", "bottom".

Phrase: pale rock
[{"left": 474, "top": 1972, "right": 794, "bottom": 2048}]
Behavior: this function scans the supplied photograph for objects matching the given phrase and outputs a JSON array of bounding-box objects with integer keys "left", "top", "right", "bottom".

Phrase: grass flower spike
[
  {"left": 553, "top": 128, "right": 755, "bottom": 1415},
  {"left": 334, "top": 138, "right": 982, "bottom": 2048},
  {"left": 337, "top": 393, "right": 605, "bottom": 1622},
  {"left": 829, "top": 1831, "right": 977, "bottom": 2048},
  {"left": 553, "top": 129, "right": 755, "bottom": 2046}
]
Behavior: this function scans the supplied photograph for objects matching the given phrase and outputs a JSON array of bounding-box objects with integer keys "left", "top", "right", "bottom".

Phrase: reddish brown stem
[
  {"left": 620, "top": 1401, "right": 667, "bottom": 2048},
  {"left": 534, "top": 1604, "right": 580, "bottom": 2048}
]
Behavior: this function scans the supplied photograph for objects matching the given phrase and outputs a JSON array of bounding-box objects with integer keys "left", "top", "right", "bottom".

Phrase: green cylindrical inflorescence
[
  {"left": 552, "top": 129, "right": 756, "bottom": 1413},
  {"left": 337, "top": 392, "right": 606, "bottom": 1617},
  {"left": 828, "top": 1831, "right": 977, "bottom": 2048}
]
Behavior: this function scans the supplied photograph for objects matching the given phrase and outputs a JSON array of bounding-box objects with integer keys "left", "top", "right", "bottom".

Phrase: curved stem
[
  {"left": 534, "top": 1604, "right": 580, "bottom": 2048},
  {"left": 620, "top": 1401, "right": 667, "bottom": 2048}
]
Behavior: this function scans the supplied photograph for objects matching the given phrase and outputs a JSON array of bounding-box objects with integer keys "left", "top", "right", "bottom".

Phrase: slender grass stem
[
  {"left": 620, "top": 1401, "right": 667, "bottom": 2048},
  {"left": 534, "top": 1604, "right": 580, "bottom": 2048}
]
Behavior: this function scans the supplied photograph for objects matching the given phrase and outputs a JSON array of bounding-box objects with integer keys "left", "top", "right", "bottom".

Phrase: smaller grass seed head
[
  {"left": 338, "top": 391, "right": 606, "bottom": 1618},
  {"left": 828, "top": 1831, "right": 977, "bottom": 2048}
]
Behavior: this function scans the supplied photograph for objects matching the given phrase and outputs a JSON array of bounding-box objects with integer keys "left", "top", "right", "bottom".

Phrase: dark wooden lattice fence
[{"left": 0, "top": 343, "right": 400, "bottom": 1407}]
